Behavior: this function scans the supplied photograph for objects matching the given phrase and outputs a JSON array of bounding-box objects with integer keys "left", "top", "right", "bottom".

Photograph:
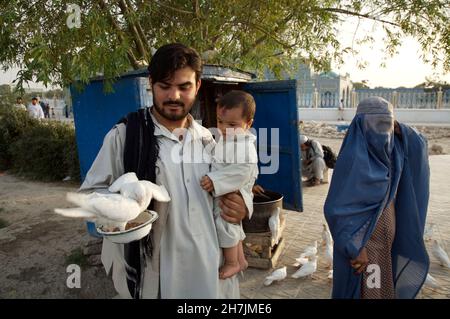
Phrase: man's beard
[{"left": 153, "top": 96, "right": 193, "bottom": 121}]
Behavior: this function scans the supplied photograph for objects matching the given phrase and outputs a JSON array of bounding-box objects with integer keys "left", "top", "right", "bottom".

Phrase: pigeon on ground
[
  {"left": 263, "top": 266, "right": 287, "bottom": 286},
  {"left": 423, "top": 223, "right": 435, "bottom": 242},
  {"left": 327, "top": 269, "right": 333, "bottom": 280},
  {"left": 268, "top": 207, "right": 281, "bottom": 245},
  {"left": 291, "top": 255, "right": 318, "bottom": 279},
  {"left": 324, "top": 241, "right": 333, "bottom": 269},
  {"left": 54, "top": 192, "right": 142, "bottom": 231},
  {"left": 300, "top": 240, "right": 318, "bottom": 259},
  {"left": 432, "top": 240, "right": 450, "bottom": 268},
  {"left": 292, "top": 257, "right": 309, "bottom": 267},
  {"left": 424, "top": 273, "right": 439, "bottom": 289},
  {"left": 321, "top": 223, "right": 333, "bottom": 246}
]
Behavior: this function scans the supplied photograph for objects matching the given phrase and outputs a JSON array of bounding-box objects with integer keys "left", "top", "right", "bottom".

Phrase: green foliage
[
  {"left": 65, "top": 247, "right": 88, "bottom": 269},
  {"left": 0, "top": 106, "right": 39, "bottom": 169},
  {"left": 0, "top": 1, "right": 448, "bottom": 91},
  {"left": 353, "top": 81, "right": 370, "bottom": 89},
  {"left": 0, "top": 85, "right": 15, "bottom": 108},
  {"left": 0, "top": 106, "right": 80, "bottom": 181}
]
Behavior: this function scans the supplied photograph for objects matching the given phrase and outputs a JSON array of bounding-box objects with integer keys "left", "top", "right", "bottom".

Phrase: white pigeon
[
  {"left": 109, "top": 172, "right": 170, "bottom": 205},
  {"left": 432, "top": 240, "right": 450, "bottom": 268},
  {"left": 424, "top": 273, "right": 439, "bottom": 289},
  {"left": 112, "top": 179, "right": 171, "bottom": 211},
  {"left": 111, "top": 179, "right": 149, "bottom": 211},
  {"left": 263, "top": 266, "right": 287, "bottom": 286},
  {"left": 423, "top": 223, "right": 435, "bottom": 242},
  {"left": 268, "top": 207, "right": 281, "bottom": 245},
  {"left": 139, "top": 180, "right": 171, "bottom": 204},
  {"left": 321, "top": 223, "right": 333, "bottom": 246},
  {"left": 300, "top": 240, "right": 318, "bottom": 259},
  {"left": 54, "top": 192, "right": 142, "bottom": 231},
  {"left": 291, "top": 255, "right": 318, "bottom": 279},
  {"left": 108, "top": 172, "right": 139, "bottom": 193},
  {"left": 292, "top": 257, "right": 309, "bottom": 267},
  {"left": 327, "top": 269, "right": 333, "bottom": 280},
  {"left": 324, "top": 241, "right": 333, "bottom": 269}
]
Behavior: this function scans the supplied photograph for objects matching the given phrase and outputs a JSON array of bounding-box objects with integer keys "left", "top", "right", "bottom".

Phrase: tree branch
[
  {"left": 241, "top": 13, "right": 294, "bottom": 56},
  {"left": 322, "top": 7, "right": 400, "bottom": 27},
  {"left": 154, "top": 1, "right": 194, "bottom": 15},
  {"left": 118, "top": 0, "right": 148, "bottom": 61},
  {"left": 125, "top": 0, "right": 150, "bottom": 55},
  {"left": 96, "top": 0, "right": 140, "bottom": 69}
]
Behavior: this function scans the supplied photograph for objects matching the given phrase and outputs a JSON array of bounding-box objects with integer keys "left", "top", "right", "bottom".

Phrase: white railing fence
[{"left": 298, "top": 89, "right": 450, "bottom": 109}]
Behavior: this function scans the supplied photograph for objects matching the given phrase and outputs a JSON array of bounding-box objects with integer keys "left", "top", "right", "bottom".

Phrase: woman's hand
[
  {"left": 219, "top": 192, "right": 248, "bottom": 224},
  {"left": 350, "top": 247, "right": 369, "bottom": 275}
]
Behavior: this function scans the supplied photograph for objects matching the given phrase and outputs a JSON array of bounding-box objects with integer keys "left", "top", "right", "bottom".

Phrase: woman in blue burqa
[{"left": 324, "top": 96, "right": 430, "bottom": 299}]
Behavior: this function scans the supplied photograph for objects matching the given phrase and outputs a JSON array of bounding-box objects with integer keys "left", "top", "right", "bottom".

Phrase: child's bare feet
[
  {"left": 239, "top": 258, "right": 248, "bottom": 272},
  {"left": 219, "top": 261, "right": 241, "bottom": 279},
  {"left": 238, "top": 241, "right": 248, "bottom": 272}
]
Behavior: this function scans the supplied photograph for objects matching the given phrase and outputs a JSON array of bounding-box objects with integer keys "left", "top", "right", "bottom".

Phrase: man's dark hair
[
  {"left": 218, "top": 90, "right": 256, "bottom": 122},
  {"left": 148, "top": 43, "right": 202, "bottom": 83}
]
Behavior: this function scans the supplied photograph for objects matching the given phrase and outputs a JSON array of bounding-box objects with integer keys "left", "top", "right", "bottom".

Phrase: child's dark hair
[
  {"left": 218, "top": 90, "right": 255, "bottom": 122},
  {"left": 148, "top": 43, "right": 203, "bottom": 83}
]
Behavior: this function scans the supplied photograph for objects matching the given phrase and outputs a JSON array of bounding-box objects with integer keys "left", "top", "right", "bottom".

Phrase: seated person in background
[{"left": 299, "top": 135, "right": 326, "bottom": 187}]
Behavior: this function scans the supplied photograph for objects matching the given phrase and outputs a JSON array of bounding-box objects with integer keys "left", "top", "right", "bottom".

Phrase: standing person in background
[
  {"left": 14, "top": 97, "right": 26, "bottom": 111},
  {"left": 338, "top": 99, "right": 345, "bottom": 121},
  {"left": 39, "top": 98, "right": 49, "bottom": 118},
  {"left": 27, "top": 97, "right": 44, "bottom": 119}
]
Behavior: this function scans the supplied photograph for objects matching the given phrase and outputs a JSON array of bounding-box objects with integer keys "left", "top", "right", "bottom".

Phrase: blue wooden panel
[
  {"left": 244, "top": 80, "right": 303, "bottom": 212},
  {"left": 71, "top": 76, "right": 148, "bottom": 180}
]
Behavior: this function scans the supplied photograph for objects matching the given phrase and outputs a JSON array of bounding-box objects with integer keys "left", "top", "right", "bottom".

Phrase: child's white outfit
[{"left": 207, "top": 132, "right": 258, "bottom": 248}]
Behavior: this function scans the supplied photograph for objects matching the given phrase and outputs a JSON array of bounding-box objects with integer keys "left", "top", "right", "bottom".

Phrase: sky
[
  {"left": 334, "top": 16, "right": 450, "bottom": 88},
  {"left": 1, "top": 15, "right": 449, "bottom": 90}
]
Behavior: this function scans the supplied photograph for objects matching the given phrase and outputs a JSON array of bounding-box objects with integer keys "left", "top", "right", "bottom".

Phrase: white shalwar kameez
[
  {"left": 207, "top": 133, "right": 258, "bottom": 248},
  {"left": 80, "top": 110, "right": 244, "bottom": 299}
]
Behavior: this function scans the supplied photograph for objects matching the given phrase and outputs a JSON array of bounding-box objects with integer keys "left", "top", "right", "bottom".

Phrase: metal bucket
[{"left": 242, "top": 190, "right": 283, "bottom": 233}]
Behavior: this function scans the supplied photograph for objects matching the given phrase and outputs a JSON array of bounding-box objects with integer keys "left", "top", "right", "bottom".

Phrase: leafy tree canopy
[{"left": 1, "top": 0, "right": 449, "bottom": 92}]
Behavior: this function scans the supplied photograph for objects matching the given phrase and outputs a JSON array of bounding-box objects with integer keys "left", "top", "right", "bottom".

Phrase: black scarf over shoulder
[{"left": 116, "top": 106, "right": 159, "bottom": 299}]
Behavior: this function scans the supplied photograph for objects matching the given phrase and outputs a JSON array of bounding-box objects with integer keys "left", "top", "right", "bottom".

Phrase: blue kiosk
[{"left": 71, "top": 65, "right": 303, "bottom": 214}]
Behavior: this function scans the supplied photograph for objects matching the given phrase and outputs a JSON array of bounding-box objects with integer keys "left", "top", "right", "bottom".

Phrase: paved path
[{"left": 240, "top": 155, "right": 450, "bottom": 299}]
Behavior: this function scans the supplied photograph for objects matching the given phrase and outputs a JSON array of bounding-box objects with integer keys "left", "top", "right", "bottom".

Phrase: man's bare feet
[{"left": 219, "top": 261, "right": 241, "bottom": 279}]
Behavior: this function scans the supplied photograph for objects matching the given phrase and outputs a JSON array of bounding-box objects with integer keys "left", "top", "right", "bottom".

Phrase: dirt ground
[
  {"left": 301, "top": 122, "right": 450, "bottom": 156},
  {"left": 0, "top": 174, "right": 115, "bottom": 298}
]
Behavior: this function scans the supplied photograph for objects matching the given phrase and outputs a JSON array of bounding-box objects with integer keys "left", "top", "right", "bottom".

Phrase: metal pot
[{"left": 242, "top": 190, "right": 283, "bottom": 233}]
